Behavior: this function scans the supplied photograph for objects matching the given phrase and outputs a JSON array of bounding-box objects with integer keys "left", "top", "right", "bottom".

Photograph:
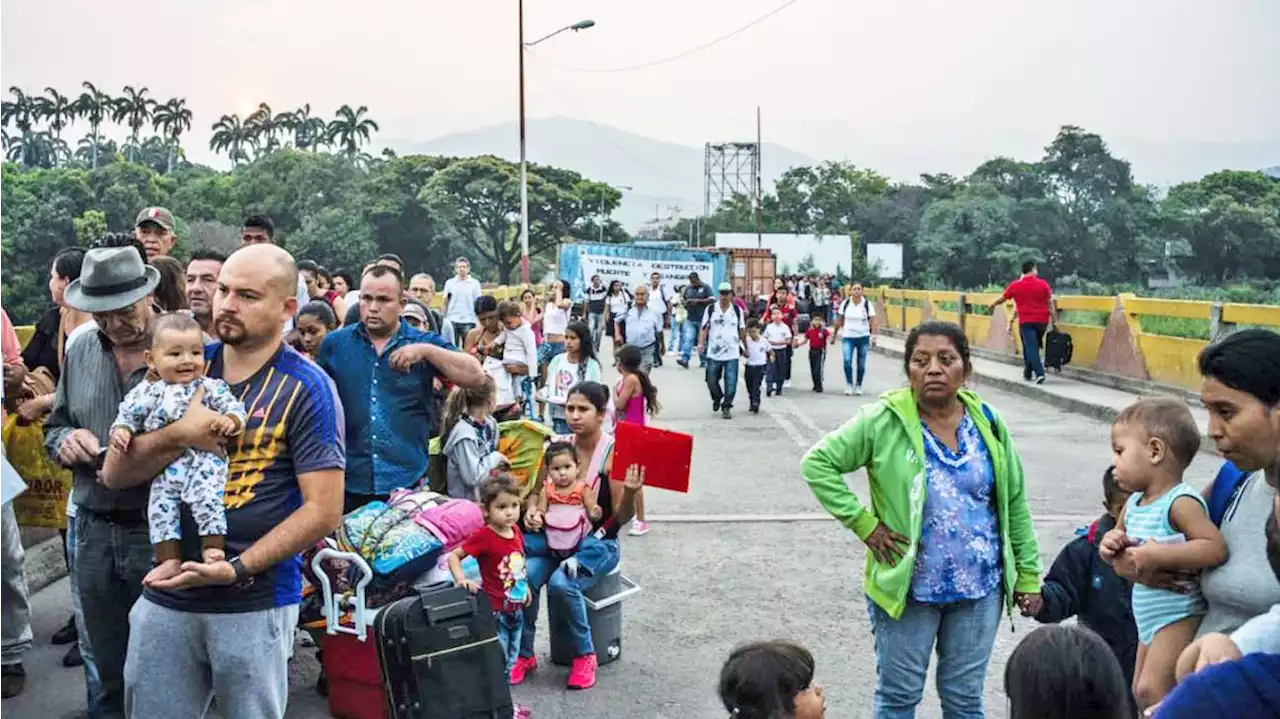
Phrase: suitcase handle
[
  {"left": 415, "top": 582, "right": 481, "bottom": 624},
  {"left": 311, "top": 547, "right": 375, "bottom": 641}
]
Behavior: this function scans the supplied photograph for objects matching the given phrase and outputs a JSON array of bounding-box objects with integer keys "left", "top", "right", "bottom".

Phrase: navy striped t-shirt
[{"left": 144, "top": 343, "right": 346, "bottom": 614}]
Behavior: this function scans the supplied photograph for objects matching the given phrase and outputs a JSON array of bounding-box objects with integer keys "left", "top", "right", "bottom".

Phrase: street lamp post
[
  {"left": 599, "top": 184, "right": 633, "bottom": 242},
  {"left": 518, "top": 7, "right": 594, "bottom": 284}
]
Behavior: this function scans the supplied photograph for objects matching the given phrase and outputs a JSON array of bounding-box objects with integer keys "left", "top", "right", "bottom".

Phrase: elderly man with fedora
[{"left": 43, "top": 243, "right": 161, "bottom": 718}]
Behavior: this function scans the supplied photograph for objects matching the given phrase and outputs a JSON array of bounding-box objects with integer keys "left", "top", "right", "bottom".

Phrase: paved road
[{"left": 2, "top": 342, "right": 1220, "bottom": 718}]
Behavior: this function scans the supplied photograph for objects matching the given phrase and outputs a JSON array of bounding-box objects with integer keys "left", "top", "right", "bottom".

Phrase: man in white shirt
[
  {"left": 697, "top": 283, "right": 746, "bottom": 419},
  {"left": 615, "top": 285, "right": 663, "bottom": 374},
  {"left": 443, "top": 257, "right": 483, "bottom": 341},
  {"left": 831, "top": 282, "right": 878, "bottom": 396},
  {"left": 647, "top": 272, "right": 670, "bottom": 367}
]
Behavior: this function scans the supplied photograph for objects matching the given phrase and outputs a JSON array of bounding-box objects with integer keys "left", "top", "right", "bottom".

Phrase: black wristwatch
[{"left": 228, "top": 556, "right": 249, "bottom": 582}]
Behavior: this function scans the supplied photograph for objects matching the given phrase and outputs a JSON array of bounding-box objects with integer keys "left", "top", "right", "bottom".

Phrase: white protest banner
[{"left": 577, "top": 249, "right": 714, "bottom": 298}]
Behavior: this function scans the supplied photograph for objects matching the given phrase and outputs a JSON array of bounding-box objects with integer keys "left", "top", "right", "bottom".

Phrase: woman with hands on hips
[{"left": 801, "top": 321, "right": 1042, "bottom": 719}]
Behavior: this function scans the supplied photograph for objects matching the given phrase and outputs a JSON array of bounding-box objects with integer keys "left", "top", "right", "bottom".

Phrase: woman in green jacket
[{"left": 802, "top": 320, "right": 1042, "bottom": 719}]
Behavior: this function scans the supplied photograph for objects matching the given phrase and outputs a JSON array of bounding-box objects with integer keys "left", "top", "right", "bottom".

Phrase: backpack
[
  {"left": 1206, "top": 460, "right": 1251, "bottom": 526},
  {"left": 840, "top": 297, "right": 873, "bottom": 321},
  {"left": 1045, "top": 329, "right": 1074, "bottom": 371},
  {"left": 701, "top": 302, "right": 744, "bottom": 330}
]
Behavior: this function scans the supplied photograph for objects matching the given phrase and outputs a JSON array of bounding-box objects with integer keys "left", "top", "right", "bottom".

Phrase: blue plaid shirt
[{"left": 316, "top": 321, "right": 455, "bottom": 495}]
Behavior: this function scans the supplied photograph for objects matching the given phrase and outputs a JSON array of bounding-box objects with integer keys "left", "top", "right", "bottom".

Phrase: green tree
[
  {"left": 327, "top": 105, "right": 379, "bottom": 159},
  {"left": 113, "top": 86, "right": 155, "bottom": 163},
  {"left": 74, "top": 82, "right": 114, "bottom": 169},
  {"left": 35, "top": 88, "right": 76, "bottom": 158},
  {"left": 1, "top": 87, "right": 38, "bottom": 166},
  {"left": 152, "top": 98, "right": 192, "bottom": 174},
  {"left": 279, "top": 103, "right": 327, "bottom": 151},
  {"left": 246, "top": 103, "right": 283, "bottom": 155},
  {"left": 209, "top": 113, "right": 256, "bottom": 165},
  {"left": 75, "top": 135, "right": 118, "bottom": 167}
]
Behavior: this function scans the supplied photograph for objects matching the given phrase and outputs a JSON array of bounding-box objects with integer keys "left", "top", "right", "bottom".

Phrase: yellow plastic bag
[{"left": 2, "top": 415, "right": 72, "bottom": 529}]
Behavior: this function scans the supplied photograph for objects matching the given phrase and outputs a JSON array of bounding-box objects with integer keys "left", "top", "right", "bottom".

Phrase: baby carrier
[{"left": 544, "top": 483, "right": 592, "bottom": 552}]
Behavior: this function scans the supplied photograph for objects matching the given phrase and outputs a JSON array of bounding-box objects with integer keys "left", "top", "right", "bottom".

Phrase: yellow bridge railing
[{"left": 876, "top": 288, "right": 1280, "bottom": 391}]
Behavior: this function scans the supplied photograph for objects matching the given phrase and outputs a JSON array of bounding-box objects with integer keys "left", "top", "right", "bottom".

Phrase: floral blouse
[{"left": 910, "top": 410, "right": 1003, "bottom": 603}]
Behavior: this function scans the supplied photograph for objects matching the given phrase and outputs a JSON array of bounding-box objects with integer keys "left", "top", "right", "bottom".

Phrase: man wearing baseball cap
[{"left": 134, "top": 207, "right": 177, "bottom": 259}]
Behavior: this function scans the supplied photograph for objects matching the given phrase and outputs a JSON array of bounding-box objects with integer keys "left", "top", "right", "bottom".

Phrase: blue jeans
[
  {"left": 843, "top": 336, "right": 871, "bottom": 387},
  {"left": 1018, "top": 322, "right": 1047, "bottom": 380},
  {"left": 705, "top": 358, "right": 739, "bottom": 409},
  {"left": 588, "top": 312, "right": 605, "bottom": 351},
  {"left": 866, "top": 591, "right": 1002, "bottom": 719},
  {"left": 75, "top": 512, "right": 153, "bottom": 717},
  {"left": 679, "top": 320, "right": 701, "bottom": 364},
  {"left": 520, "top": 532, "right": 621, "bottom": 658},
  {"left": 551, "top": 417, "right": 572, "bottom": 435},
  {"left": 767, "top": 347, "right": 790, "bottom": 394},
  {"left": 494, "top": 609, "right": 524, "bottom": 674},
  {"left": 67, "top": 517, "right": 104, "bottom": 717}
]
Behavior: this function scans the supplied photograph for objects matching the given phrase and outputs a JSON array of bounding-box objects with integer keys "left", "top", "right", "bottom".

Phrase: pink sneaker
[
  {"left": 510, "top": 655, "right": 537, "bottom": 686},
  {"left": 513, "top": 704, "right": 532, "bottom": 719},
  {"left": 628, "top": 520, "right": 650, "bottom": 537},
  {"left": 566, "top": 653, "right": 598, "bottom": 690}
]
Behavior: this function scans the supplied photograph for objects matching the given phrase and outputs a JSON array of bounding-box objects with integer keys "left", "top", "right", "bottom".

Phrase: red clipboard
[{"left": 609, "top": 422, "right": 692, "bottom": 493}]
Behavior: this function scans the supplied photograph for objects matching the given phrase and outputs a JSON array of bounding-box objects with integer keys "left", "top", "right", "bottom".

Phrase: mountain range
[
  {"left": 380, "top": 117, "right": 1280, "bottom": 231},
  {"left": 382, "top": 116, "right": 814, "bottom": 232}
]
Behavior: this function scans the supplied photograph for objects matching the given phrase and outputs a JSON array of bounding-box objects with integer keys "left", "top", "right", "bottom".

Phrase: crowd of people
[
  {"left": 1, "top": 206, "right": 1276, "bottom": 719},
  {"left": 0, "top": 206, "right": 665, "bottom": 717}
]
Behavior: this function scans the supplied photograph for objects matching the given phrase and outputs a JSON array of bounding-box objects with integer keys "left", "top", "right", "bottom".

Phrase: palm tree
[
  {"left": 278, "top": 103, "right": 329, "bottom": 150},
  {"left": 152, "top": 97, "right": 192, "bottom": 174},
  {"left": 326, "top": 104, "right": 379, "bottom": 159},
  {"left": 35, "top": 88, "right": 76, "bottom": 163},
  {"left": 245, "top": 102, "right": 283, "bottom": 156},
  {"left": 136, "top": 136, "right": 170, "bottom": 174},
  {"left": 6, "top": 131, "right": 58, "bottom": 168},
  {"left": 1, "top": 87, "right": 38, "bottom": 166},
  {"left": 74, "top": 82, "right": 113, "bottom": 169},
  {"left": 112, "top": 85, "right": 155, "bottom": 163},
  {"left": 75, "top": 135, "right": 118, "bottom": 166},
  {"left": 209, "top": 113, "right": 257, "bottom": 166}
]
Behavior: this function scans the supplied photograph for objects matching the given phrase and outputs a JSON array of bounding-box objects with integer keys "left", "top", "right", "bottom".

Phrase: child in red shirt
[
  {"left": 448, "top": 474, "right": 531, "bottom": 682},
  {"left": 803, "top": 315, "right": 831, "bottom": 392}
]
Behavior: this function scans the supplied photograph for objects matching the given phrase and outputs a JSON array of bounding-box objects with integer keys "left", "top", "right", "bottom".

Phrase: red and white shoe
[{"left": 566, "top": 653, "right": 598, "bottom": 690}]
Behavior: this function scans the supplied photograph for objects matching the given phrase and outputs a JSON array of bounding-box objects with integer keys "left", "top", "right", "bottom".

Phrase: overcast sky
[{"left": 3, "top": 0, "right": 1276, "bottom": 168}]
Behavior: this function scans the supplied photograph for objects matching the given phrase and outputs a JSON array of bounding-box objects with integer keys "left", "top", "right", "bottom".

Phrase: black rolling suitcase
[
  {"left": 1044, "top": 329, "right": 1074, "bottom": 371},
  {"left": 374, "top": 584, "right": 513, "bottom": 719}
]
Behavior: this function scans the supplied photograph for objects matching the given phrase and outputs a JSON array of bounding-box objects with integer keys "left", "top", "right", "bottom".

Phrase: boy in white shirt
[
  {"left": 497, "top": 301, "right": 539, "bottom": 418},
  {"left": 761, "top": 308, "right": 793, "bottom": 397},
  {"left": 742, "top": 318, "right": 770, "bottom": 414}
]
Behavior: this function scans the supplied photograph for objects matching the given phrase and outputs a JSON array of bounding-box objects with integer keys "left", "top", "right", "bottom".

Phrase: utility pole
[
  {"left": 518, "top": 0, "right": 529, "bottom": 284},
  {"left": 755, "top": 105, "right": 764, "bottom": 249}
]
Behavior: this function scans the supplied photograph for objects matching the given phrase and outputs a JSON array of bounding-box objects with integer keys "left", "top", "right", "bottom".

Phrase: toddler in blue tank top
[{"left": 1098, "top": 398, "right": 1228, "bottom": 712}]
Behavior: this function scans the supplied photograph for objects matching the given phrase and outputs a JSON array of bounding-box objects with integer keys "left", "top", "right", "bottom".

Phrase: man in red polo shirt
[{"left": 990, "top": 260, "right": 1057, "bottom": 384}]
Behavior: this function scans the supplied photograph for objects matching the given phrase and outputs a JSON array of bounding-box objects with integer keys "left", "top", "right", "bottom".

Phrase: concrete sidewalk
[{"left": 873, "top": 334, "right": 1214, "bottom": 446}]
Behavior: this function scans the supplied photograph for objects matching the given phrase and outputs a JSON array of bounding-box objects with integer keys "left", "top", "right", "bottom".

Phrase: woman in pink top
[
  {"left": 612, "top": 344, "right": 659, "bottom": 534},
  {"left": 520, "top": 288, "right": 543, "bottom": 345}
]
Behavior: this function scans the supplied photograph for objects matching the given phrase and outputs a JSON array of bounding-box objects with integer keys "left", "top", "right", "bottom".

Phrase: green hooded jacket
[{"left": 801, "top": 387, "right": 1042, "bottom": 620}]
